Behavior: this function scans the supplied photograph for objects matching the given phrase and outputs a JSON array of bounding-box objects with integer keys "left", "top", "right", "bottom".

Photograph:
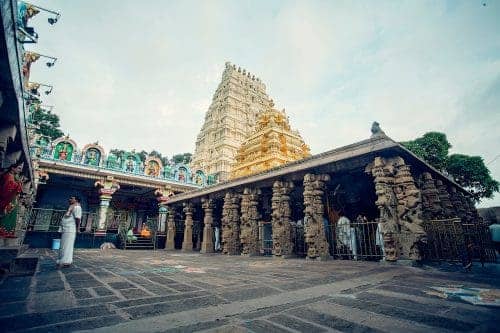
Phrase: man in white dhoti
[
  {"left": 337, "top": 214, "right": 358, "bottom": 260},
  {"left": 57, "top": 196, "right": 82, "bottom": 268}
]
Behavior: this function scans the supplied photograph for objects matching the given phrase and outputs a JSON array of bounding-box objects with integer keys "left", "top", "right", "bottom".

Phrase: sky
[{"left": 27, "top": 0, "right": 500, "bottom": 207}]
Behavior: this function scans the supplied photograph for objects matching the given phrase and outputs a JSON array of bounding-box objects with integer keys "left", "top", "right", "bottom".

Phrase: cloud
[{"left": 28, "top": 0, "right": 500, "bottom": 206}]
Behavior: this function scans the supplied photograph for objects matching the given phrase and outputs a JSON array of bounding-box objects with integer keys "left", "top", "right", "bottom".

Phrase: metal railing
[
  {"left": 422, "top": 219, "right": 496, "bottom": 263},
  {"left": 25, "top": 208, "right": 98, "bottom": 232}
]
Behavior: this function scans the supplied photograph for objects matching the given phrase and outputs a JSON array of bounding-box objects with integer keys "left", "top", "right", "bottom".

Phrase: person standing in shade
[
  {"left": 214, "top": 219, "right": 221, "bottom": 252},
  {"left": 57, "top": 196, "right": 81, "bottom": 268}
]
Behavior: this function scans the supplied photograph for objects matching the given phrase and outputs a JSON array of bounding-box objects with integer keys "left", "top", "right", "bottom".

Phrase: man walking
[{"left": 57, "top": 196, "right": 81, "bottom": 268}]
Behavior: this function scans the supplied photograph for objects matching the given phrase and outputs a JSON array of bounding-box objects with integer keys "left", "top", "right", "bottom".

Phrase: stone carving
[
  {"left": 368, "top": 157, "right": 399, "bottom": 261},
  {"left": 190, "top": 63, "right": 271, "bottom": 181},
  {"left": 393, "top": 158, "right": 426, "bottom": 260},
  {"left": 303, "top": 173, "right": 330, "bottom": 260},
  {"left": 435, "top": 179, "right": 455, "bottom": 218},
  {"left": 165, "top": 207, "right": 176, "bottom": 250},
  {"left": 419, "top": 172, "right": 442, "bottom": 220},
  {"left": 221, "top": 192, "right": 241, "bottom": 255},
  {"left": 230, "top": 107, "right": 310, "bottom": 179},
  {"left": 200, "top": 198, "right": 215, "bottom": 253},
  {"left": 448, "top": 187, "right": 467, "bottom": 221},
  {"left": 94, "top": 176, "right": 120, "bottom": 232},
  {"left": 271, "top": 180, "right": 295, "bottom": 257},
  {"left": 182, "top": 202, "right": 194, "bottom": 251},
  {"left": 240, "top": 188, "right": 261, "bottom": 256},
  {"left": 371, "top": 121, "right": 385, "bottom": 137},
  {"left": 368, "top": 157, "right": 427, "bottom": 261}
]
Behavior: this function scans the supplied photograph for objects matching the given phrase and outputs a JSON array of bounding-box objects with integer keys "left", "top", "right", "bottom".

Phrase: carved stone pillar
[
  {"left": 367, "top": 157, "right": 399, "bottom": 261},
  {"left": 435, "top": 179, "right": 455, "bottom": 218},
  {"left": 94, "top": 176, "right": 120, "bottom": 233},
  {"left": 200, "top": 198, "right": 214, "bottom": 253},
  {"left": 303, "top": 173, "right": 330, "bottom": 260},
  {"left": 182, "top": 202, "right": 194, "bottom": 251},
  {"left": 165, "top": 207, "right": 176, "bottom": 250},
  {"left": 419, "top": 172, "right": 442, "bottom": 220},
  {"left": 272, "top": 180, "right": 295, "bottom": 258},
  {"left": 240, "top": 188, "right": 261, "bottom": 256},
  {"left": 221, "top": 191, "right": 241, "bottom": 255},
  {"left": 393, "top": 157, "right": 426, "bottom": 261},
  {"left": 155, "top": 186, "right": 174, "bottom": 234},
  {"left": 449, "top": 187, "right": 467, "bottom": 221}
]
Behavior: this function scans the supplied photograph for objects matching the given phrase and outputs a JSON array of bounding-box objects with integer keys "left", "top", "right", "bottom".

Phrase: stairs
[
  {"left": 0, "top": 242, "right": 38, "bottom": 276},
  {"left": 122, "top": 235, "right": 155, "bottom": 250}
]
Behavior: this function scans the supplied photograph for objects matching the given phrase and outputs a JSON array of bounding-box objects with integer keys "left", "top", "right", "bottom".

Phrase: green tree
[
  {"left": 31, "top": 106, "right": 64, "bottom": 140},
  {"left": 401, "top": 132, "right": 451, "bottom": 171},
  {"left": 446, "top": 154, "right": 499, "bottom": 201},
  {"left": 402, "top": 132, "right": 499, "bottom": 202},
  {"left": 172, "top": 153, "right": 192, "bottom": 164}
]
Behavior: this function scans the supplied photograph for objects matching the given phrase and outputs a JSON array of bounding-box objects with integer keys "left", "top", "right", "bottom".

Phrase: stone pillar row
[
  {"left": 166, "top": 173, "right": 332, "bottom": 259},
  {"left": 419, "top": 172, "right": 479, "bottom": 223}
]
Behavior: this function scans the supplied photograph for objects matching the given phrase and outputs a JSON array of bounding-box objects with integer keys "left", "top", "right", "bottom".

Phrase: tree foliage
[
  {"left": 446, "top": 154, "right": 499, "bottom": 201},
  {"left": 401, "top": 132, "right": 451, "bottom": 171},
  {"left": 172, "top": 153, "right": 192, "bottom": 164},
  {"left": 31, "top": 106, "right": 64, "bottom": 140},
  {"left": 402, "top": 132, "right": 499, "bottom": 202}
]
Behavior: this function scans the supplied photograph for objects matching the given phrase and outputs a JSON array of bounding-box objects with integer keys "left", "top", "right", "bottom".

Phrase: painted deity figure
[
  {"left": 0, "top": 162, "right": 24, "bottom": 238},
  {"left": 125, "top": 157, "right": 134, "bottom": 172},
  {"left": 85, "top": 149, "right": 99, "bottom": 166},
  {"left": 178, "top": 169, "right": 186, "bottom": 183}
]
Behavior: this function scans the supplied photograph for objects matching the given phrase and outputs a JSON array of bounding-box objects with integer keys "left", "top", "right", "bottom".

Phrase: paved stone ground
[{"left": 0, "top": 249, "right": 499, "bottom": 332}]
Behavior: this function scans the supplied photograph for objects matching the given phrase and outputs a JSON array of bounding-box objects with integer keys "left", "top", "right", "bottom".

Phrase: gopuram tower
[{"left": 190, "top": 62, "right": 271, "bottom": 181}]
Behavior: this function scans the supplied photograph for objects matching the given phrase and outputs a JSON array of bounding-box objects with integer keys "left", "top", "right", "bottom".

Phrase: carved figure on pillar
[
  {"left": 154, "top": 186, "right": 174, "bottom": 234},
  {"left": 393, "top": 157, "right": 427, "bottom": 261},
  {"left": 240, "top": 188, "right": 261, "bottom": 256},
  {"left": 272, "top": 180, "right": 294, "bottom": 257},
  {"left": 94, "top": 176, "right": 120, "bottom": 232},
  {"left": 303, "top": 173, "right": 330, "bottom": 260},
  {"left": 367, "top": 157, "right": 399, "bottom": 261},
  {"left": 200, "top": 198, "right": 215, "bottom": 253},
  {"left": 165, "top": 207, "right": 176, "bottom": 250},
  {"left": 419, "top": 172, "right": 443, "bottom": 220},
  {"left": 435, "top": 179, "right": 455, "bottom": 218},
  {"left": 182, "top": 202, "right": 194, "bottom": 251},
  {"left": 221, "top": 192, "right": 241, "bottom": 255},
  {"left": 449, "top": 187, "right": 467, "bottom": 221}
]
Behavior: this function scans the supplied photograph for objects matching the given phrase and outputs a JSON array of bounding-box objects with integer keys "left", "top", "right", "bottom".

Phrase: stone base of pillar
[
  {"left": 200, "top": 242, "right": 214, "bottom": 254},
  {"left": 181, "top": 242, "right": 193, "bottom": 252},
  {"left": 165, "top": 240, "right": 175, "bottom": 251}
]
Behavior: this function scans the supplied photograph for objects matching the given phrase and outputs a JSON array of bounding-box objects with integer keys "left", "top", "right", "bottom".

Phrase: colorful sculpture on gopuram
[{"left": 31, "top": 136, "right": 210, "bottom": 186}]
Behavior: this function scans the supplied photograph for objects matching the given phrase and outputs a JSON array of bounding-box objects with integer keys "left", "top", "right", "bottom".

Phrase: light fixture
[
  {"left": 23, "top": 2, "right": 61, "bottom": 26},
  {"left": 27, "top": 82, "right": 53, "bottom": 96}
]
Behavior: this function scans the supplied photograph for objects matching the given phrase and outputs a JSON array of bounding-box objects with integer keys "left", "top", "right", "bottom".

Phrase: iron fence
[
  {"left": 423, "top": 219, "right": 496, "bottom": 263},
  {"left": 25, "top": 208, "right": 98, "bottom": 232}
]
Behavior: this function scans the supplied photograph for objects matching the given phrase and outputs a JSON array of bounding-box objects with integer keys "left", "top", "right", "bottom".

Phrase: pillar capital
[
  {"left": 155, "top": 185, "right": 174, "bottom": 206},
  {"left": 95, "top": 176, "right": 120, "bottom": 198}
]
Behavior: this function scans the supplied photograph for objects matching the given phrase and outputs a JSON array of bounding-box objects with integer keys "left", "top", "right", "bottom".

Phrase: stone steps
[
  {"left": 122, "top": 235, "right": 155, "bottom": 250},
  {"left": 0, "top": 243, "right": 38, "bottom": 276}
]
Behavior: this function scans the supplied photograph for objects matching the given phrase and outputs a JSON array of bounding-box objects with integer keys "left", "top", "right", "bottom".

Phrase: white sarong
[{"left": 57, "top": 206, "right": 81, "bottom": 265}]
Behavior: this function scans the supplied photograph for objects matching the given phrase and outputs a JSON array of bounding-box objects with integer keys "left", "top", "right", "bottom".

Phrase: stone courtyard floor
[{"left": 0, "top": 249, "right": 499, "bottom": 332}]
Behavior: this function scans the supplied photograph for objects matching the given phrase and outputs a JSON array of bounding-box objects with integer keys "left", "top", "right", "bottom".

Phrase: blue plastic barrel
[{"left": 52, "top": 238, "right": 61, "bottom": 250}]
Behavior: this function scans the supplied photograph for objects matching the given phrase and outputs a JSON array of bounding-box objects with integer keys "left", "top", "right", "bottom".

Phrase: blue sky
[{"left": 28, "top": 0, "right": 500, "bottom": 206}]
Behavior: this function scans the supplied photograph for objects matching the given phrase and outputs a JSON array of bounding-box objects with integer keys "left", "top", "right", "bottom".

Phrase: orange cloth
[{"left": 140, "top": 227, "right": 151, "bottom": 238}]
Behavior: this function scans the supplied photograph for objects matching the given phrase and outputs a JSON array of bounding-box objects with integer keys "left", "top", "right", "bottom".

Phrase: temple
[
  {"left": 230, "top": 100, "right": 310, "bottom": 179},
  {"left": 0, "top": 0, "right": 494, "bottom": 267},
  {"left": 190, "top": 62, "right": 271, "bottom": 182}
]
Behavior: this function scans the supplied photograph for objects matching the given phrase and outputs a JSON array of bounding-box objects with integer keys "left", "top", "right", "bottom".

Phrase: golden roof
[{"left": 230, "top": 102, "right": 310, "bottom": 179}]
